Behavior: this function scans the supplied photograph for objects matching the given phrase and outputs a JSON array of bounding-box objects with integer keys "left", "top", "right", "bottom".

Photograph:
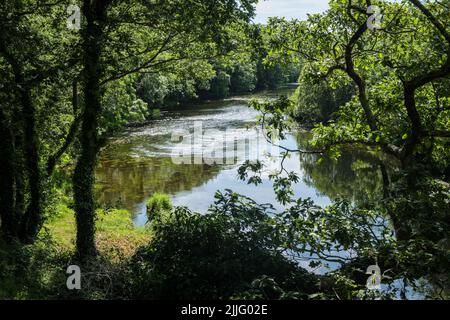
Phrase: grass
[
  {"left": 0, "top": 193, "right": 157, "bottom": 299},
  {"left": 0, "top": 203, "right": 151, "bottom": 299},
  {"left": 44, "top": 201, "right": 151, "bottom": 260},
  {"left": 146, "top": 192, "right": 173, "bottom": 221}
]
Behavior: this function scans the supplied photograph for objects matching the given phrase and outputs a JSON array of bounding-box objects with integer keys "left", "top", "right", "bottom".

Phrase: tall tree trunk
[
  {"left": 13, "top": 110, "right": 26, "bottom": 233},
  {"left": 73, "top": 1, "right": 108, "bottom": 261},
  {"left": 0, "top": 39, "right": 43, "bottom": 243},
  {"left": 0, "top": 109, "right": 17, "bottom": 242},
  {"left": 18, "top": 84, "right": 43, "bottom": 243}
]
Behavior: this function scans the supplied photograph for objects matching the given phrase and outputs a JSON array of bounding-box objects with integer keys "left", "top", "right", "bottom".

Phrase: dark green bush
[
  {"left": 0, "top": 237, "right": 72, "bottom": 299},
  {"left": 127, "top": 191, "right": 319, "bottom": 299}
]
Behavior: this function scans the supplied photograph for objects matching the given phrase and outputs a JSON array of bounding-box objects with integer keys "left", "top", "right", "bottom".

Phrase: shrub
[
  {"left": 0, "top": 237, "right": 72, "bottom": 299},
  {"left": 128, "top": 191, "right": 319, "bottom": 299}
]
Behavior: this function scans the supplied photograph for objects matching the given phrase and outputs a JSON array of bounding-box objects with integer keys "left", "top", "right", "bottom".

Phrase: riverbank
[
  {"left": 0, "top": 191, "right": 323, "bottom": 300},
  {"left": 43, "top": 195, "right": 151, "bottom": 260},
  {"left": 0, "top": 198, "right": 152, "bottom": 298}
]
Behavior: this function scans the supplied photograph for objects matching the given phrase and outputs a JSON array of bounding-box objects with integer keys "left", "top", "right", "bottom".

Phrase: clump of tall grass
[{"left": 146, "top": 193, "right": 173, "bottom": 221}]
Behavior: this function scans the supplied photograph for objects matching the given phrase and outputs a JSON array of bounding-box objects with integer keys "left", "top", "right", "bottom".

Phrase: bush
[
  {"left": 128, "top": 191, "right": 319, "bottom": 299},
  {"left": 0, "top": 237, "right": 72, "bottom": 299}
]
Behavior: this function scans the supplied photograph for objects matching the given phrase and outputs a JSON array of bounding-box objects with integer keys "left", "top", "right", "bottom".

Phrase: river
[{"left": 95, "top": 86, "right": 387, "bottom": 226}]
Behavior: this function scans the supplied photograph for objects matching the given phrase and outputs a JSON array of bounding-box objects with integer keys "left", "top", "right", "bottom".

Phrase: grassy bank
[
  {"left": 45, "top": 202, "right": 151, "bottom": 260},
  {"left": 0, "top": 199, "right": 151, "bottom": 299}
]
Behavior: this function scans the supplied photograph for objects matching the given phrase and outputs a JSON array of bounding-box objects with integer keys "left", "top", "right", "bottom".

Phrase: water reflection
[
  {"left": 92, "top": 88, "right": 446, "bottom": 299},
  {"left": 95, "top": 157, "right": 222, "bottom": 225},
  {"left": 298, "top": 147, "right": 394, "bottom": 206}
]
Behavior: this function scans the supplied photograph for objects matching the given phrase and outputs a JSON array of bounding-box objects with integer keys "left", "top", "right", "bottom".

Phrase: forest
[{"left": 0, "top": 0, "right": 449, "bottom": 301}]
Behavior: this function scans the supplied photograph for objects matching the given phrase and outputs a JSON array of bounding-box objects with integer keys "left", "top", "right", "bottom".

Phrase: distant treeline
[{"left": 136, "top": 57, "right": 300, "bottom": 112}]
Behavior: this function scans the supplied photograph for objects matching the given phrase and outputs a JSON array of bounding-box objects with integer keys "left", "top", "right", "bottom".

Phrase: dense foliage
[
  {"left": 128, "top": 191, "right": 319, "bottom": 300},
  {"left": 239, "top": 0, "right": 450, "bottom": 299},
  {"left": 0, "top": 0, "right": 448, "bottom": 300},
  {"left": 291, "top": 66, "right": 355, "bottom": 125}
]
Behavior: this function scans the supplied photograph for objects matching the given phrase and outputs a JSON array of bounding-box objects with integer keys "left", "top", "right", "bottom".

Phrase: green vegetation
[
  {"left": 134, "top": 51, "right": 299, "bottom": 106},
  {"left": 291, "top": 66, "right": 355, "bottom": 126},
  {"left": 146, "top": 193, "right": 173, "bottom": 221},
  {"left": 239, "top": 0, "right": 450, "bottom": 299},
  {"left": 130, "top": 191, "right": 319, "bottom": 300},
  {"left": 0, "top": 0, "right": 449, "bottom": 300},
  {"left": 0, "top": 192, "right": 320, "bottom": 299},
  {"left": 47, "top": 206, "right": 150, "bottom": 258},
  {"left": 0, "top": 200, "right": 150, "bottom": 299}
]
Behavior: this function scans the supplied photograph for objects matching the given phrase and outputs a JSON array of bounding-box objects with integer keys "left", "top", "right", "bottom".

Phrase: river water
[{"left": 95, "top": 87, "right": 386, "bottom": 226}]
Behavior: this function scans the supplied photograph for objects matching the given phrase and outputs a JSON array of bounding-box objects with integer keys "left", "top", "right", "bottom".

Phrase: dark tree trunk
[
  {"left": 400, "top": 86, "right": 423, "bottom": 168},
  {"left": 18, "top": 84, "right": 42, "bottom": 243},
  {"left": 379, "top": 161, "right": 390, "bottom": 199},
  {"left": 0, "top": 39, "right": 43, "bottom": 244},
  {"left": 344, "top": 19, "right": 378, "bottom": 133},
  {"left": 400, "top": 1, "right": 450, "bottom": 168},
  {"left": 73, "top": 0, "right": 109, "bottom": 261},
  {"left": 13, "top": 111, "right": 26, "bottom": 232},
  {"left": 0, "top": 109, "right": 17, "bottom": 242}
]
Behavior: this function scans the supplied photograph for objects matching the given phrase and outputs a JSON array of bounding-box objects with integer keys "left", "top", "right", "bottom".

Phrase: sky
[{"left": 254, "top": 0, "right": 330, "bottom": 23}]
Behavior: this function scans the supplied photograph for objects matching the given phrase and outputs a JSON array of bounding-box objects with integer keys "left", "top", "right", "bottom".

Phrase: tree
[
  {"left": 72, "top": 0, "right": 258, "bottom": 261},
  {"left": 237, "top": 0, "right": 450, "bottom": 296},
  {"left": 264, "top": 0, "right": 450, "bottom": 171},
  {"left": 291, "top": 65, "right": 355, "bottom": 125},
  {"left": 0, "top": 0, "right": 79, "bottom": 243}
]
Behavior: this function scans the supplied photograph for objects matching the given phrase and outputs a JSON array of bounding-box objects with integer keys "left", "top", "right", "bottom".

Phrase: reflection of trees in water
[
  {"left": 95, "top": 157, "right": 221, "bottom": 210},
  {"left": 298, "top": 147, "right": 394, "bottom": 206}
]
